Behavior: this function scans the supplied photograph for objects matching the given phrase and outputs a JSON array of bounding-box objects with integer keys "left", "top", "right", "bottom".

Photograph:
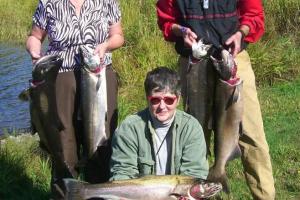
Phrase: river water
[{"left": 0, "top": 43, "right": 32, "bottom": 135}]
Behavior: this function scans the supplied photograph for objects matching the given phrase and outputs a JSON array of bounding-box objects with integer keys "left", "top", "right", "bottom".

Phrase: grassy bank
[
  {"left": 1, "top": 77, "right": 299, "bottom": 199},
  {"left": 0, "top": 0, "right": 299, "bottom": 93}
]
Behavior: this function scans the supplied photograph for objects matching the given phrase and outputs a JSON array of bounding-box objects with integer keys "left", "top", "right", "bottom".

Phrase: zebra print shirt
[{"left": 33, "top": 0, "right": 121, "bottom": 72}]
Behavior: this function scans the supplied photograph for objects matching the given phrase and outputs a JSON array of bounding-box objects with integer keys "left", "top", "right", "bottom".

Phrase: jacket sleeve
[
  {"left": 156, "top": 0, "right": 180, "bottom": 42},
  {"left": 179, "top": 117, "right": 209, "bottom": 179},
  {"left": 109, "top": 120, "right": 139, "bottom": 181},
  {"left": 238, "top": 0, "right": 265, "bottom": 43}
]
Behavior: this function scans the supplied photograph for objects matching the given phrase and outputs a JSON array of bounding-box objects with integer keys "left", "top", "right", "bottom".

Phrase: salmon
[{"left": 63, "top": 175, "right": 222, "bottom": 200}]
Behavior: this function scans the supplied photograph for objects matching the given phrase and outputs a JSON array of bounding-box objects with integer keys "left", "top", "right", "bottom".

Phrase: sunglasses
[{"left": 147, "top": 96, "right": 177, "bottom": 105}]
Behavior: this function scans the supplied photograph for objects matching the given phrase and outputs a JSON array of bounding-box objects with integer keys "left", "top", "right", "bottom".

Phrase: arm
[
  {"left": 95, "top": 0, "right": 124, "bottom": 63},
  {"left": 179, "top": 118, "right": 209, "bottom": 179},
  {"left": 26, "top": 25, "right": 46, "bottom": 63},
  {"left": 238, "top": 0, "right": 265, "bottom": 43},
  {"left": 156, "top": 0, "right": 197, "bottom": 47},
  {"left": 94, "top": 21, "right": 124, "bottom": 63},
  {"left": 26, "top": 25, "right": 47, "bottom": 63},
  {"left": 26, "top": 0, "right": 47, "bottom": 63},
  {"left": 109, "top": 121, "right": 139, "bottom": 181},
  {"left": 156, "top": 0, "right": 178, "bottom": 42},
  {"left": 226, "top": 0, "right": 264, "bottom": 57},
  {"left": 26, "top": 2, "right": 48, "bottom": 63}
]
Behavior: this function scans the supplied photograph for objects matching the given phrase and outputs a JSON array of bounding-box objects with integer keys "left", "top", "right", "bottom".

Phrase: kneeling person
[{"left": 110, "top": 67, "right": 208, "bottom": 180}]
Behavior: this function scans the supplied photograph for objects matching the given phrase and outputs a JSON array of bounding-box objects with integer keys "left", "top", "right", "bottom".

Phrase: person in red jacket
[{"left": 156, "top": 0, "right": 275, "bottom": 199}]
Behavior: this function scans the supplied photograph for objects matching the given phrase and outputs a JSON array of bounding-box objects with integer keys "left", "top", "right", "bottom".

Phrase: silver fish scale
[{"left": 81, "top": 65, "right": 108, "bottom": 159}]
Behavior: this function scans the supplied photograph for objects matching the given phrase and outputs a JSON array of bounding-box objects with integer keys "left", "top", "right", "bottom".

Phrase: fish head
[
  {"left": 79, "top": 45, "right": 102, "bottom": 73},
  {"left": 32, "top": 55, "right": 62, "bottom": 82},
  {"left": 192, "top": 40, "right": 212, "bottom": 59},
  {"left": 210, "top": 49, "right": 236, "bottom": 81},
  {"left": 188, "top": 181, "right": 222, "bottom": 199}
]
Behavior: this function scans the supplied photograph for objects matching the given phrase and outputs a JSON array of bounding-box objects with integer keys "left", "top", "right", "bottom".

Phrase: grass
[
  {"left": 0, "top": 0, "right": 299, "bottom": 116},
  {"left": 1, "top": 78, "right": 299, "bottom": 199},
  {"left": 0, "top": 135, "right": 51, "bottom": 200},
  {"left": 216, "top": 78, "right": 300, "bottom": 200}
]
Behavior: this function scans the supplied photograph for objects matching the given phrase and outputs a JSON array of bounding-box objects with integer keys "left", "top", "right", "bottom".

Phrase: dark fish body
[
  {"left": 64, "top": 175, "right": 222, "bottom": 200},
  {"left": 208, "top": 78, "right": 243, "bottom": 193},
  {"left": 19, "top": 55, "right": 73, "bottom": 176},
  {"left": 183, "top": 58, "right": 216, "bottom": 153},
  {"left": 29, "top": 55, "right": 63, "bottom": 152}
]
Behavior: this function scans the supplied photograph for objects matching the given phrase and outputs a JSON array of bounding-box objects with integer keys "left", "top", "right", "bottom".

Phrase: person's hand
[
  {"left": 94, "top": 41, "right": 109, "bottom": 64},
  {"left": 29, "top": 51, "right": 42, "bottom": 64},
  {"left": 225, "top": 31, "right": 244, "bottom": 58},
  {"left": 181, "top": 27, "right": 198, "bottom": 48}
]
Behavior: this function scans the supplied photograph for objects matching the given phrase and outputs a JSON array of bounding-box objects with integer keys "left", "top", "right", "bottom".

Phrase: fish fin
[
  {"left": 63, "top": 178, "right": 86, "bottom": 200},
  {"left": 30, "top": 121, "right": 37, "bottom": 135},
  {"left": 231, "top": 85, "right": 240, "bottom": 103},
  {"left": 227, "top": 145, "right": 242, "bottom": 161},
  {"left": 54, "top": 113, "right": 65, "bottom": 131},
  {"left": 52, "top": 183, "right": 65, "bottom": 199},
  {"left": 18, "top": 88, "right": 30, "bottom": 101},
  {"left": 225, "top": 85, "right": 240, "bottom": 110},
  {"left": 96, "top": 74, "right": 101, "bottom": 91},
  {"left": 189, "top": 181, "right": 223, "bottom": 199},
  {"left": 204, "top": 130, "right": 213, "bottom": 157},
  {"left": 99, "top": 195, "right": 128, "bottom": 200},
  {"left": 207, "top": 167, "right": 230, "bottom": 193},
  {"left": 239, "top": 122, "right": 243, "bottom": 136},
  {"left": 75, "top": 157, "right": 88, "bottom": 169},
  {"left": 56, "top": 118, "right": 65, "bottom": 132}
]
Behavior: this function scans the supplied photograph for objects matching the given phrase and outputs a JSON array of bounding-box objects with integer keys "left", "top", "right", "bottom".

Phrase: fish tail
[
  {"left": 63, "top": 178, "right": 85, "bottom": 200},
  {"left": 18, "top": 88, "right": 30, "bottom": 101},
  {"left": 227, "top": 145, "right": 242, "bottom": 161},
  {"left": 207, "top": 166, "right": 230, "bottom": 193}
]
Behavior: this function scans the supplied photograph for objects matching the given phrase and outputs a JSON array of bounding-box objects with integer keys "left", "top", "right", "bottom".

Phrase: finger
[
  {"left": 233, "top": 45, "right": 240, "bottom": 57},
  {"left": 93, "top": 46, "right": 101, "bottom": 55},
  {"left": 190, "top": 31, "right": 198, "bottom": 40},
  {"left": 31, "top": 52, "right": 41, "bottom": 60},
  {"left": 184, "top": 39, "right": 194, "bottom": 48},
  {"left": 225, "top": 36, "right": 234, "bottom": 46}
]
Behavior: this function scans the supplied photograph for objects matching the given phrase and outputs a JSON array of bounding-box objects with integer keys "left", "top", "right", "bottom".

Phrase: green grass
[
  {"left": 260, "top": 79, "right": 300, "bottom": 199},
  {"left": 0, "top": 0, "right": 299, "bottom": 112},
  {"left": 0, "top": 135, "right": 51, "bottom": 200},
  {"left": 1, "top": 78, "right": 300, "bottom": 199}
]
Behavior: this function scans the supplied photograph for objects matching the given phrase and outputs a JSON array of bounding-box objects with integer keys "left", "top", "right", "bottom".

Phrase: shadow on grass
[{"left": 0, "top": 147, "right": 50, "bottom": 200}]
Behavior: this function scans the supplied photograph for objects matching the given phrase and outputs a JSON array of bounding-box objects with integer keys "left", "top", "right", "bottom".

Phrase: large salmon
[
  {"left": 63, "top": 175, "right": 222, "bottom": 200},
  {"left": 207, "top": 50, "right": 243, "bottom": 193},
  {"left": 19, "top": 55, "right": 74, "bottom": 177},
  {"left": 80, "top": 46, "right": 108, "bottom": 159}
]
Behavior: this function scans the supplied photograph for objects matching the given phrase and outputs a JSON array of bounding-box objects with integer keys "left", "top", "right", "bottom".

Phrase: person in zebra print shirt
[{"left": 26, "top": 0, "right": 124, "bottom": 198}]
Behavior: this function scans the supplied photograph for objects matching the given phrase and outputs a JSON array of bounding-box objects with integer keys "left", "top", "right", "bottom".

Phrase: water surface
[{"left": 0, "top": 43, "right": 32, "bottom": 135}]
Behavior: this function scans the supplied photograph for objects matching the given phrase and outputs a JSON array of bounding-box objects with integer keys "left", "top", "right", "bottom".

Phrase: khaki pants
[
  {"left": 178, "top": 51, "right": 275, "bottom": 200},
  {"left": 51, "top": 66, "right": 118, "bottom": 199}
]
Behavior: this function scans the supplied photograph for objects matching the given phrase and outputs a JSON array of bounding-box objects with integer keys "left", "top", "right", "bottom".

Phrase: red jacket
[{"left": 156, "top": 0, "right": 265, "bottom": 43}]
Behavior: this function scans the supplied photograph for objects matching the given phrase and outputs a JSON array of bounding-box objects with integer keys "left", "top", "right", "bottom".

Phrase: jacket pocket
[{"left": 138, "top": 157, "right": 154, "bottom": 175}]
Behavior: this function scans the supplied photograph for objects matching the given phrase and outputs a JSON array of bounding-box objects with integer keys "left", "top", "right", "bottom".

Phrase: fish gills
[{"left": 207, "top": 78, "right": 243, "bottom": 193}]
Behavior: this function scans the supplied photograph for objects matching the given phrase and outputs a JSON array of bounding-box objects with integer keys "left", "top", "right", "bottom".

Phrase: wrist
[
  {"left": 237, "top": 29, "right": 246, "bottom": 40},
  {"left": 180, "top": 26, "right": 187, "bottom": 36}
]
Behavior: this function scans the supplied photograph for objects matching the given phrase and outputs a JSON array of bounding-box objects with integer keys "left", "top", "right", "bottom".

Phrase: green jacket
[{"left": 110, "top": 108, "right": 209, "bottom": 181}]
